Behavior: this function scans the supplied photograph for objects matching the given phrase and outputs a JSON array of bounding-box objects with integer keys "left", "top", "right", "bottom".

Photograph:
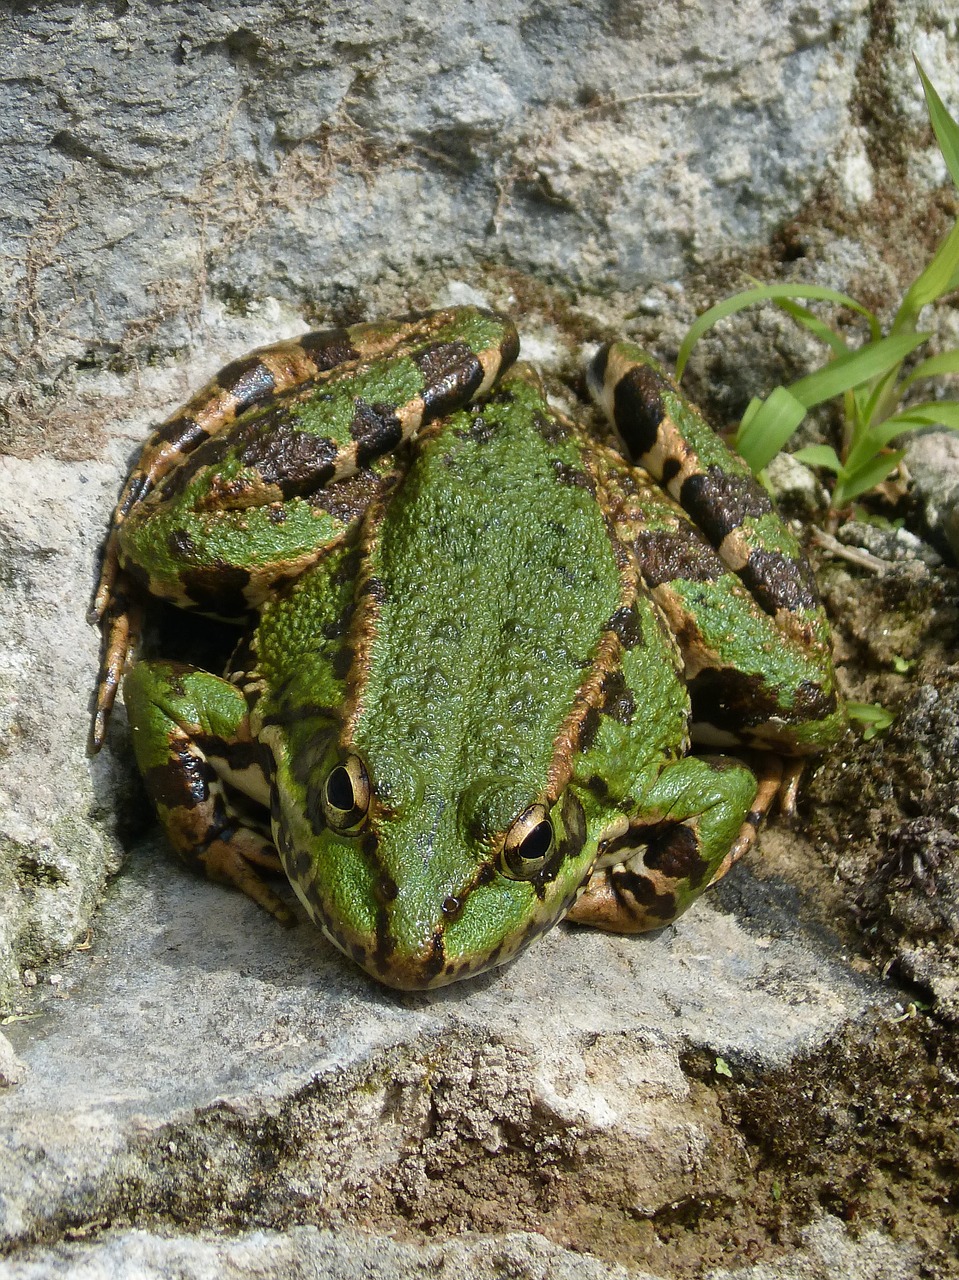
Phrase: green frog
[{"left": 90, "top": 306, "right": 845, "bottom": 989}]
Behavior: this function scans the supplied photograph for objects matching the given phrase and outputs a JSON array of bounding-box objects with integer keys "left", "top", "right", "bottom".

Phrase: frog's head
[{"left": 273, "top": 738, "right": 598, "bottom": 989}]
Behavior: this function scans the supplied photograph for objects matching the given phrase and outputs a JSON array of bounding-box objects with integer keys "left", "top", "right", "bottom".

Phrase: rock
[
  {"left": 903, "top": 432, "right": 959, "bottom": 562},
  {"left": 0, "top": 834, "right": 900, "bottom": 1273},
  {"left": 0, "top": 1033, "right": 27, "bottom": 1089},
  {"left": 0, "top": 1217, "right": 922, "bottom": 1280}
]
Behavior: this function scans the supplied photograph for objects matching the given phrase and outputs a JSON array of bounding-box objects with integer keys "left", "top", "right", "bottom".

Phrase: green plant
[{"left": 676, "top": 59, "right": 959, "bottom": 511}]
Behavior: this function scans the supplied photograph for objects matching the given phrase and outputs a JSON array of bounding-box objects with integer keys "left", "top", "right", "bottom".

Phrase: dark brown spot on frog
[
  {"left": 609, "top": 866, "right": 679, "bottom": 921},
  {"left": 644, "top": 823, "right": 709, "bottom": 888},
  {"left": 218, "top": 357, "right": 278, "bottom": 408},
  {"left": 691, "top": 665, "right": 838, "bottom": 739},
  {"left": 118, "top": 472, "right": 154, "bottom": 516},
  {"left": 420, "top": 932, "right": 447, "bottom": 981},
  {"left": 167, "top": 528, "right": 200, "bottom": 560},
  {"left": 298, "top": 328, "right": 360, "bottom": 371},
  {"left": 312, "top": 469, "right": 387, "bottom": 524},
  {"left": 378, "top": 871, "right": 399, "bottom": 903},
  {"left": 585, "top": 774, "right": 610, "bottom": 799},
  {"left": 267, "top": 504, "right": 287, "bottom": 525},
  {"left": 661, "top": 456, "right": 681, "bottom": 486},
  {"left": 610, "top": 363, "right": 666, "bottom": 460},
  {"left": 589, "top": 342, "right": 611, "bottom": 389},
  {"left": 634, "top": 528, "right": 724, "bottom": 589},
  {"left": 577, "top": 705, "right": 602, "bottom": 753},
  {"left": 157, "top": 430, "right": 235, "bottom": 501},
  {"left": 463, "top": 413, "right": 498, "bottom": 444},
  {"left": 552, "top": 460, "right": 594, "bottom": 492},
  {"left": 740, "top": 548, "right": 819, "bottom": 615},
  {"left": 607, "top": 604, "right": 643, "bottom": 650},
  {"left": 151, "top": 413, "right": 210, "bottom": 453},
  {"left": 350, "top": 399, "right": 403, "bottom": 465},
  {"left": 679, "top": 466, "right": 771, "bottom": 546},
  {"left": 331, "top": 645, "right": 355, "bottom": 680},
  {"left": 361, "top": 574, "right": 388, "bottom": 605},
  {"left": 532, "top": 411, "right": 568, "bottom": 444},
  {"left": 372, "top": 907, "right": 396, "bottom": 970},
  {"left": 333, "top": 546, "right": 363, "bottom": 585},
  {"left": 600, "top": 669, "right": 635, "bottom": 725},
  {"left": 413, "top": 340, "right": 484, "bottom": 417},
  {"left": 241, "top": 420, "right": 340, "bottom": 494},
  {"left": 304, "top": 779, "right": 328, "bottom": 837},
  {"left": 143, "top": 750, "right": 215, "bottom": 810},
  {"left": 323, "top": 600, "right": 356, "bottom": 640}
]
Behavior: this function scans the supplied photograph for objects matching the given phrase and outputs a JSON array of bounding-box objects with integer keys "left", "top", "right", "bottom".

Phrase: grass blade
[
  {"left": 893, "top": 221, "right": 959, "bottom": 327},
  {"left": 676, "top": 285, "right": 879, "bottom": 378},
  {"left": 792, "top": 444, "right": 842, "bottom": 472},
  {"left": 834, "top": 450, "right": 906, "bottom": 506},
  {"left": 734, "top": 385, "right": 808, "bottom": 471},
  {"left": 916, "top": 58, "right": 959, "bottom": 190},
  {"left": 776, "top": 299, "right": 850, "bottom": 356},
  {"left": 901, "top": 348, "right": 959, "bottom": 388},
  {"left": 787, "top": 333, "right": 928, "bottom": 409},
  {"left": 878, "top": 400, "right": 959, "bottom": 430}
]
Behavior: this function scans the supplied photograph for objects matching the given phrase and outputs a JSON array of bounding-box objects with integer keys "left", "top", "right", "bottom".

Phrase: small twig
[{"left": 811, "top": 528, "right": 889, "bottom": 573}]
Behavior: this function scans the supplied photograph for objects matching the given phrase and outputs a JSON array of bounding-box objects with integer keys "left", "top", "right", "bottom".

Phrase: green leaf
[
  {"left": 735, "top": 385, "right": 808, "bottom": 471},
  {"left": 879, "top": 400, "right": 959, "bottom": 430},
  {"left": 715, "top": 1057, "right": 733, "bottom": 1078},
  {"left": 901, "top": 348, "right": 959, "bottom": 388},
  {"left": 776, "top": 299, "right": 850, "bottom": 356},
  {"left": 894, "top": 220, "right": 959, "bottom": 328},
  {"left": 676, "top": 285, "right": 879, "bottom": 379},
  {"left": 787, "top": 333, "right": 929, "bottom": 410},
  {"left": 740, "top": 396, "right": 764, "bottom": 432},
  {"left": 792, "top": 444, "right": 842, "bottom": 472},
  {"left": 846, "top": 701, "right": 895, "bottom": 740},
  {"left": 916, "top": 58, "right": 959, "bottom": 190},
  {"left": 833, "top": 449, "right": 907, "bottom": 506}
]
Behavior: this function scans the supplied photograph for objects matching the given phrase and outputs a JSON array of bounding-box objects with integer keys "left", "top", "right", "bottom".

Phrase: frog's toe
[{"left": 200, "top": 829, "right": 297, "bottom": 927}]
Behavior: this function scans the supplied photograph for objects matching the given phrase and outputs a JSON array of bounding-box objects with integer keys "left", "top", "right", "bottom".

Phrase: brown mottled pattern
[
  {"left": 240, "top": 417, "right": 341, "bottom": 494},
  {"left": 738, "top": 547, "right": 819, "bottom": 614},
  {"left": 413, "top": 340, "right": 485, "bottom": 416},
  {"left": 679, "top": 467, "right": 773, "bottom": 546},
  {"left": 633, "top": 527, "right": 725, "bottom": 589}
]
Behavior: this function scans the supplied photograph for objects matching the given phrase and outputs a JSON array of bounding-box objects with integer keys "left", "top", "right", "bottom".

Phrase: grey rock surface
[
  {"left": 0, "top": 833, "right": 884, "bottom": 1246},
  {"left": 0, "top": 1217, "right": 921, "bottom": 1280},
  {"left": 2, "top": 0, "right": 872, "bottom": 443},
  {"left": 903, "top": 431, "right": 959, "bottom": 562}
]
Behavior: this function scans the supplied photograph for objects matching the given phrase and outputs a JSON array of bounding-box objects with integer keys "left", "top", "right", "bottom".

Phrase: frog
[{"left": 90, "top": 305, "right": 845, "bottom": 990}]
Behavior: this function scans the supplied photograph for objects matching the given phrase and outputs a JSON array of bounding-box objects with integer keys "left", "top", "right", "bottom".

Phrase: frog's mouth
[{"left": 281, "top": 786, "right": 592, "bottom": 990}]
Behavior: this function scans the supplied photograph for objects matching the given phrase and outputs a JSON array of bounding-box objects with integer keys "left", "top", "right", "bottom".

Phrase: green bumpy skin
[{"left": 102, "top": 306, "right": 846, "bottom": 989}]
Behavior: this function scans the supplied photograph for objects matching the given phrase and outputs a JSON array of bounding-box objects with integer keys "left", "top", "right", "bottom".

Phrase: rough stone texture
[
  {"left": 904, "top": 431, "right": 959, "bottom": 562},
  {"left": 0, "top": 1217, "right": 920, "bottom": 1280},
  {"left": 0, "top": 835, "right": 908, "bottom": 1276},
  {"left": 4, "top": 1, "right": 959, "bottom": 1275}
]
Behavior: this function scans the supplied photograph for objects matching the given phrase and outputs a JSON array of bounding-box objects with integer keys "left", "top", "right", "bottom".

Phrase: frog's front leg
[
  {"left": 124, "top": 660, "right": 293, "bottom": 924},
  {"left": 567, "top": 754, "right": 760, "bottom": 932}
]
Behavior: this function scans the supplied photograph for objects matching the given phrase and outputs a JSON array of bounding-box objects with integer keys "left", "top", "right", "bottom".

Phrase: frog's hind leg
[
  {"left": 89, "top": 326, "right": 372, "bottom": 752},
  {"left": 590, "top": 431, "right": 844, "bottom": 758},
  {"left": 124, "top": 659, "right": 294, "bottom": 925}
]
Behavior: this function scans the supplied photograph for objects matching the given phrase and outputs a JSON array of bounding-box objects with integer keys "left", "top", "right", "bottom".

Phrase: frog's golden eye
[
  {"left": 322, "top": 754, "right": 370, "bottom": 833},
  {"left": 500, "top": 803, "right": 555, "bottom": 880}
]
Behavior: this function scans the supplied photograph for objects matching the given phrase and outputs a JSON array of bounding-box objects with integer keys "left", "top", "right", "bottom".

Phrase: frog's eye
[
  {"left": 500, "top": 804, "right": 555, "bottom": 880},
  {"left": 322, "top": 754, "right": 370, "bottom": 834}
]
